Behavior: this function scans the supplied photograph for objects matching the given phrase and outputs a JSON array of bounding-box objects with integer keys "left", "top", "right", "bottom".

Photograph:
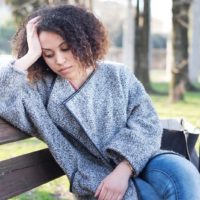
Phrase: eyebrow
[{"left": 42, "top": 41, "right": 67, "bottom": 51}]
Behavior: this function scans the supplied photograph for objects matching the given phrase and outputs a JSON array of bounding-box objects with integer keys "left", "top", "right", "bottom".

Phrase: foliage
[
  {"left": 5, "top": 0, "right": 49, "bottom": 25},
  {"left": 0, "top": 20, "right": 16, "bottom": 54},
  {"left": 5, "top": 0, "right": 84, "bottom": 26}
]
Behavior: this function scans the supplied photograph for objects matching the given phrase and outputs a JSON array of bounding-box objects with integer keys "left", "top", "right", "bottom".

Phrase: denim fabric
[{"left": 134, "top": 153, "right": 200, "bottom": 200}]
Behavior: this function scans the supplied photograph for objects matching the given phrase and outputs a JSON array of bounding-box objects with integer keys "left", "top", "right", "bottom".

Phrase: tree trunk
[
  {"left": 134, "top": 0, "right": 151, "bottom": 92},
  {"left": 170, "top": 0, "right": 191, "bottom": 102}
]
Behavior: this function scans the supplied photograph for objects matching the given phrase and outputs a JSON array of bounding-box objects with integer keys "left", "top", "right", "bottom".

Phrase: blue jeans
[{"left": 134, "top": 153, "right": 200, "bottom": 200}]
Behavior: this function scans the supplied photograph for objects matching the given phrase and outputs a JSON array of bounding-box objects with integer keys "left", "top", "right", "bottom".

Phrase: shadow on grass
[
  {"left": 149, "top": 81, "right": 200, "bottom": 96},
  {"left": 147, "top": 82, "right": 169, "bottom": 96},
  {"left": 148, "top": 88, "right": 168, "bottom": 96},
  {"left": 10, "top": 190, "right": 74, "bottom": 200}
]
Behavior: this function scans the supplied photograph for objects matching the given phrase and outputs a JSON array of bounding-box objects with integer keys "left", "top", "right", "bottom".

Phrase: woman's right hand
[
  {"left": 94, "top": 161, "right": 131, "bottom": 200},
  {"left": 14, "top": 16, "right": 42, "bottom": 71},
  {"left": 26, "top": 16, "right": 42, "bottom": 61}
]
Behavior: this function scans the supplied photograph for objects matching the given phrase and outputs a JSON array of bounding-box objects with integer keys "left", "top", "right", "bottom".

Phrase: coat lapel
[
  {"left": 46, "top": 70, "right": 110, "bottom": 165},
  {"left": 47, "top": 75, "right": 75, "bottom": 106}
]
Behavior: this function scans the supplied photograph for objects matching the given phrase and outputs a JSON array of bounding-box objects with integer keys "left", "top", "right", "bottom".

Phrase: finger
[
  {"left": 27, "top": 19, "right": 41, "bottom": 29},
  {"left": 26, "top": 20, "right": 40, "bottom": 37},
  {"left": 98, "top": 187, "right": 107, "bottom": 200},
  {"left": 105, "top": 191, "right": 113, "bottom": 200},
  {"left": 26, "top": 17, "right": 41, "bottom": 32},
  {"left": 109, "top": 193, "right": 115, "bottom": 200},
  {"left": 28, "top": 16, "right": 41, "bottom": 24},
  {"left": 107, "top": 191, "right": 121, "bottom": 200},
  {"left": 95, "top": 181, "right": 104, "bottom": 197},
  {"left": 116, "top": 194, "right": 123, "bottom": 200}
]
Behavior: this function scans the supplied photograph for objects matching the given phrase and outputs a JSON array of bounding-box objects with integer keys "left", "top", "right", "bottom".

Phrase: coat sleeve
[
  {"left": 0, "top": 62, "right": 43, "bottom": 136},
  {"left": 105, "top": 68, "right": 162, "bottom": 176},
  {"left": 70, "top": 150, "right": 138, "bottom": 200}
]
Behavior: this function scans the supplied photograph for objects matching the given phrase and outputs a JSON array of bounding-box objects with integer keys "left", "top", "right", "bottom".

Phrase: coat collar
[
  {"left": 47, "top": 68, "right": 97, "bottom": 107},
  {"left": 46, "top": 66, "right": 111, "bottom": 165}
]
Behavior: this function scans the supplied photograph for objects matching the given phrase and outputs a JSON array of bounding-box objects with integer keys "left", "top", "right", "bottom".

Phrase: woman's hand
[
  {"left": 94, "top": 161, "right": 132, "bottom": 200},
  {"left": 26, "top": 16, "right": 42, "bottom": 61},
  {"left": 14, "top": 16, "right": 42, "bottom": 71}
]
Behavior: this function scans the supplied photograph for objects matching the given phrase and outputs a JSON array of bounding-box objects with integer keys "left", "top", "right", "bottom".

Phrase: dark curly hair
[{"left": 12, "top": 4, "right": 109, "bottom": 82}]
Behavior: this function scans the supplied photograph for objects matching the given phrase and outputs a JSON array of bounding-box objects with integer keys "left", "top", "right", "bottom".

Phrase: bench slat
[
  {"left": 0, "top": 148, "right": 65, "bottom": 199},
  {"left": 0, "top": 118, "right": 30, "bottom": 144},
  {"left": 0, "top": 118, "right": 6, "bottom": 124}
]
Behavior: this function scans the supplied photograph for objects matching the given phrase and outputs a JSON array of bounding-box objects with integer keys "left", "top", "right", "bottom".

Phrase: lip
[{"left": 58, "top": 66, "right": 72, "bottom": 73}]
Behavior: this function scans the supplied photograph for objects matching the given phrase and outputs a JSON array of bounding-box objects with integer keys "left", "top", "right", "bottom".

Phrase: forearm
[
  {"left": 0, "top": 62, "right": 27, "bottom": 93},
  {"left": 114, "top": 160, "right": 134, "bottom": 179},
  {"left": 14, "top": 53, "right": 39, "bottom": 72}
]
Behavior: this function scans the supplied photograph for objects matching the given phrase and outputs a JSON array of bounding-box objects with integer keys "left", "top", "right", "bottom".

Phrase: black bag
[{"left": 160, "top": 118, "right": 200, "bottom": 172}]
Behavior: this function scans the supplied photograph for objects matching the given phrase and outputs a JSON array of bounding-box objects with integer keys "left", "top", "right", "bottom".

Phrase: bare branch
[{"left": 174, "top": 15, "right": 189, "bottom": 28}]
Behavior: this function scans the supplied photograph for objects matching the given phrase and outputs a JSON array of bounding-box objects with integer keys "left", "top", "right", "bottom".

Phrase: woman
[{"left": 0, "top": 5, "right": 199, "bottom": 200}]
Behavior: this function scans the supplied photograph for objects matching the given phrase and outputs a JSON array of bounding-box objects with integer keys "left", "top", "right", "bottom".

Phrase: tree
[
  {"left": 5, "top": 0, "right": 49, "bottom": 25},
  {"left": 170, "top": 0, "right": 192, "bottom": 102},
  {"left": 6, "top": 0, "right": 92, "bottom": 26},
  {"left": 0, "top": 19, "right": 16, "bottom": 54},
  {"left": 134, "top": 0, "right": 152, "bottom": 92}
]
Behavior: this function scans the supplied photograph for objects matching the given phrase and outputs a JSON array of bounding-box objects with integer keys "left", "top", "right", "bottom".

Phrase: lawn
[
  {"left": 151, "top": 82, "right": 200, "bottom": 128},
  {"left": 1, "top": 81, "right": 200, "bottom": 200}
]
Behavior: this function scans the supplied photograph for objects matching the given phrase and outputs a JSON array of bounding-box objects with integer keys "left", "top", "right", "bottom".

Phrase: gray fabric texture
[{"left": 0, "top": 61, "right": 163, "bottom": 199}]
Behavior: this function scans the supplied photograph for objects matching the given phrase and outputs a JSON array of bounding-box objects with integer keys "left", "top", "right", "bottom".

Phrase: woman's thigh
[
  {"left": 134, "top": 177, "right": 161, "bottom": 200},
  {"left": 135, "top": 153, "right": 200, "bottom": 200}
]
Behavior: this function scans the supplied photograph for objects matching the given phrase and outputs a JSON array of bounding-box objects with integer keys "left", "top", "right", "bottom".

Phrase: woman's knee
[{"left": 140, "top": 153, "right": 200, "bottom": 200}]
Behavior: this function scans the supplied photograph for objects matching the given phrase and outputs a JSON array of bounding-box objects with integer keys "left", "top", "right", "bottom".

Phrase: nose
[{"left": 56, "top": 52, "right": 66, "bottom": 65}]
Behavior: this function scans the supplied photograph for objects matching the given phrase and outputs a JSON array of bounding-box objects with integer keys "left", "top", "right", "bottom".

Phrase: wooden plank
[
  {"left": 0, "top": 118, "right": 6, "bottom": 124},
  {"left": 0, "top": 149, "right": 65, "bottom": 199},
  {"left": 0, "top": 118, "right": 30, "bottom": 144}
]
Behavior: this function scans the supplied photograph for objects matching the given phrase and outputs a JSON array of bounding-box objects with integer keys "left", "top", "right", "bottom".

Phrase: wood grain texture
[
  {"left": 0, "top": 118, "right": 30, "bottom": 144},
  {"left": 0, "top": 149, "right": 65, "bottom": 199}
]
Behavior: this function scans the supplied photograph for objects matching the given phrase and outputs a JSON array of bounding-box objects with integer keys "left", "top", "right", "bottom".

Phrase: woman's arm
[
  {"left": 0, "top": 17, "right": 43, "bottom": 136},
  {"left": 104, "top": 69, "right": 162, "bottom": 176},
  {"left": 14, "top": 16, "right": 42, "bottom": 71}
]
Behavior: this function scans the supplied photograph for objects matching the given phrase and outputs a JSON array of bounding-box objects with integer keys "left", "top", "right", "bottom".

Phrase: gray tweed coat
[{"left": 0, "top": 61, "right": 162, "bottom": 200}]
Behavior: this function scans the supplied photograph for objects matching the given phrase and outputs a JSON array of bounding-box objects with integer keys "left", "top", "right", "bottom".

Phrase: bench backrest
[{"left": 0, "top": 118, "right": 65, "bottom": 199}]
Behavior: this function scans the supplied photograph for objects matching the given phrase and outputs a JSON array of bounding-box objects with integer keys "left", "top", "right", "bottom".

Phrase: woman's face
[{"left": 39, "top": 31, "right": 82, "bottom": 81}]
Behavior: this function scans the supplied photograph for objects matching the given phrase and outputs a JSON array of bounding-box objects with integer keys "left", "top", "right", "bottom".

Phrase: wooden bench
[
  {"left": 1, "top": 117, "right": 199, "bottom": 199},
  {"left": 0, "top": 118, "right": 65, "bottom": 199}
]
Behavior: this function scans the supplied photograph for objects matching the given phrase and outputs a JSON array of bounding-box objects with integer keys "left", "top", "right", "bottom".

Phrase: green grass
[
  {"left": 0, "top": 138, "right": 74, "bottom": 200},
  {"left": 1, "top": 81, "right": 200, "bottom": 200},
  {"left": 151, "top": 82, "right": 200, "bottom": 128}
]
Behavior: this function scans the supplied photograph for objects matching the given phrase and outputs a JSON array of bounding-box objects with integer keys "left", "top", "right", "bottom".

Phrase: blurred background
[{"left": 0, "top": 0, "right": 200, "bottom": 199}]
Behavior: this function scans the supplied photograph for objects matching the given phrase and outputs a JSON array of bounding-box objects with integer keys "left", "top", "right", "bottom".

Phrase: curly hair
[{"left": 12, "top": 5, "right": 109, "bottom": 82}]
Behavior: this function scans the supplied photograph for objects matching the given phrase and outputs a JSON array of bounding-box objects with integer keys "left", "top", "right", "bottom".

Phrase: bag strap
[
  {"left": 183, "top": 130, "right": 192, "bottom": 161},
  {"left": 181, "top": 119, "right": 200, "bottom": 172},
  {"left": 197, "top": 141, "right": 200, "bottom": 172},
  {"left": 184, "top": 129, "right": 200, "bottom": 172}
]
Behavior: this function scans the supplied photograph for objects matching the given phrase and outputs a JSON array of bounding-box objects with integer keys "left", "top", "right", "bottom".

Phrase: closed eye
[
  {"left": 61, "top": 48, "right": 70, "bottom": 52},
  {"left": 43, "top": 54, "right": 54, "bottom": 58}
]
